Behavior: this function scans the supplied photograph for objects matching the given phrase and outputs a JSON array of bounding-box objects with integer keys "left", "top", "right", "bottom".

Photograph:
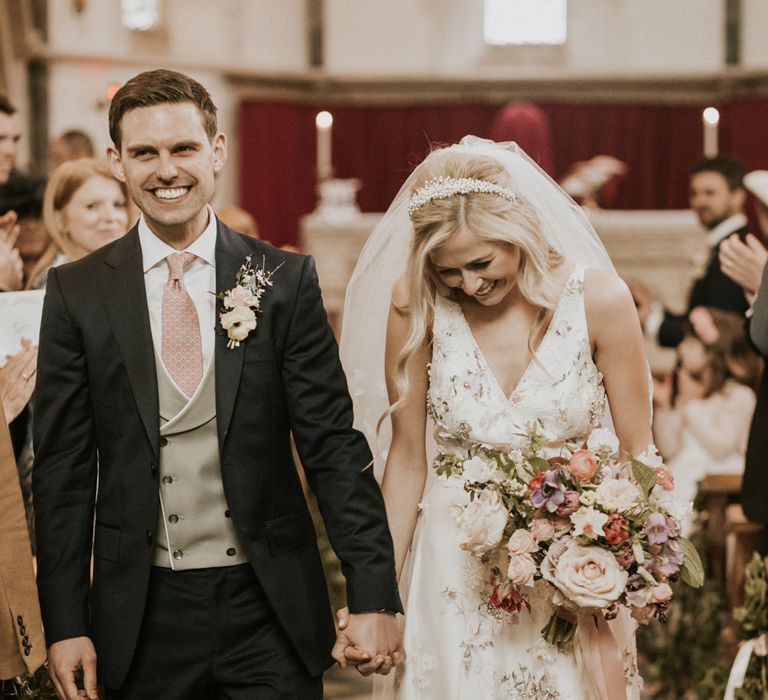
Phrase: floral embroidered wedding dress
[{"left": 379, "top": 267, "right": 641, "bottom": 700}]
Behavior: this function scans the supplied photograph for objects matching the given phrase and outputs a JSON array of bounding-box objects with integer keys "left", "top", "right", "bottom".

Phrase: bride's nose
[{"left": 461, "top": 271, "right": 485, "bottom": 294}]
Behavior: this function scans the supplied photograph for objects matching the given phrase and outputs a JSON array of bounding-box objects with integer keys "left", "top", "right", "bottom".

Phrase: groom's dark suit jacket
[{"left": 32, "top": 222, "right": 401, "bottom": 688}]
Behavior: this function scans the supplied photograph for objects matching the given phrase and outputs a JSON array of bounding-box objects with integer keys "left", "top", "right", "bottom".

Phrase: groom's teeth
[{"left": 155, "top": 187, "right": 187, "bottom": 200}]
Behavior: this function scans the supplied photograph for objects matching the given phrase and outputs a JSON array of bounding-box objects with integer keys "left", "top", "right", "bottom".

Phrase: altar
[{"left": 300, "top": 208, "right": 705, "bottom": 370}]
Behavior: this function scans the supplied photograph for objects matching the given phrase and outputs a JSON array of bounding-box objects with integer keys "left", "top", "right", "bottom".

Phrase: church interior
[{"left": 3, "top": 1, "right": 768, "bottom": 698}]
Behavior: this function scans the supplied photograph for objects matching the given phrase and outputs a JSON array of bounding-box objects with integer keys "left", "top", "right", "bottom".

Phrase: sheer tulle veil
[{"left": 339, "top": 135, "right": 616, "bottom": 480}]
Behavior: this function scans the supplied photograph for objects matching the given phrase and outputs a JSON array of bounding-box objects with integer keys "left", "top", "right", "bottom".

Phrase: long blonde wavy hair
[{"left": 391, "top": 150, "right": 563, "bottom": 412}]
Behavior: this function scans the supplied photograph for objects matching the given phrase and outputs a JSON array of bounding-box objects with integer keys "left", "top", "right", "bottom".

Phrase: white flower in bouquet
[
  {"left": 463, "top": 455, "right": 496, "bottom": 483},
  {"left": 636, "top": 443, "right": 664, "bottom": 468},
  {"left": 541, "top": 540, "right": 628, "bottom": 609},
  {"left": 651, "top": 485, "right": 692, "bottom": 521},
  {"left": 586, "top": 427, "right": 620, "bottom": 456},
  {"left": 570, "top": 506, "right": 609, "bottom": 540},
  {"left": 507, "top": 553, "right": 537, "bottom": 587},
  {"left": 456, "top": 489, "right": 508, "bottom": 554},
  {"left": 595, "top": 478, "right": 641, "bottom": 513}
]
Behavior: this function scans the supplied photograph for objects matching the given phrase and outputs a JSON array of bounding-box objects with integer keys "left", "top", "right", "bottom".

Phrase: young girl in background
[{"left": 653, "top": 306, "right": 762, "bottom": 532}]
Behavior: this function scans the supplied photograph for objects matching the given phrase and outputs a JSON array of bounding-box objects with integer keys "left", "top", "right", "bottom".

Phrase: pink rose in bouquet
[{"left": 568, "top": 449, "right": 598, "bottom": 481}]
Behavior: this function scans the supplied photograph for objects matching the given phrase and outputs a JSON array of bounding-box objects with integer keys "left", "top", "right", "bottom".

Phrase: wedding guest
[
  {"left": 48, "top": 128, "right": 95, "bottom": 172},
  {"left": 633, "top": 155, "right": 751, "bottom": 347},
  {"left": 26, "top": 158, "right": 129, "bottom": 289},
  {"left": 653, "top": 306, "right": 760, "bottom": 533},
  {"left": 719, "top": 169, "right": 768, "bottom": 298}
]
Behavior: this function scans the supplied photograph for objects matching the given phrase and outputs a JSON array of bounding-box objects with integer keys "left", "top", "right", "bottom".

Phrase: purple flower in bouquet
[
  {"left": 644, "top": 538, "right": 684, "bottom": 577},
  {"left": 644, "top": 511, "right": 673, "bottom": 545},
  {"left": 614, "top": 543, "right": 636, "bottom": 570},
  {"left": 530, "top": 470, "right": 566, "bottom": 513},
  {"left": 555, "top": 490, "right": 581, "bottom": 517}
]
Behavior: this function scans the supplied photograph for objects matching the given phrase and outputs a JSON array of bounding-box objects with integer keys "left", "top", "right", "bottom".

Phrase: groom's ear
[
  {"left": 107, "top": 145, "right": 126, "bottom": 183},
  {"left": 211, "top": 132, "right": 227, "bottom": 174}
]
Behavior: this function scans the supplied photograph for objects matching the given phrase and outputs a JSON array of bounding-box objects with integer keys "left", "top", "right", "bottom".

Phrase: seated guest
[
  {"left": 26, "top": 158, "right": 129, "bottom": 289},
  {"left": 0, "top": 360, "right": 44, "bottom": 680},
  {"left": 653, "top": 306, "right": 761, "bottom": 533}
]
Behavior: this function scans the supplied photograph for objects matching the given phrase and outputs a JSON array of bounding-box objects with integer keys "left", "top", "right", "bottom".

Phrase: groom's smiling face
[{"left": 108, "top": 101, "right": 227, "bottom": 240}]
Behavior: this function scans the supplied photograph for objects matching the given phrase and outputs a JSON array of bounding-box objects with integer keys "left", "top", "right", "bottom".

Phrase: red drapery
[{"left": 238, "top": 98, "right": 768, "bottom": 248}]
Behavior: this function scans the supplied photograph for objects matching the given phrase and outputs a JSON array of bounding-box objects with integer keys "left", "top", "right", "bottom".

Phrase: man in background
[
  {"left": 48, "top": 128, "right": 95, "bottom": 172},
  {"left": 633, "top": 155, "right": 751, "bottom": 347}
]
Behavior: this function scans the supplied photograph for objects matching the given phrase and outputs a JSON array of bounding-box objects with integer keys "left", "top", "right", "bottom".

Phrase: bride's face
[{"left": 430, "top": 226, "right": 520, "bottom": 306}]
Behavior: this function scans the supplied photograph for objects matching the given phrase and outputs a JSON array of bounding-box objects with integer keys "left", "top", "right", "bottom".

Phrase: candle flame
[
  {"left": 316, "top": 111, "right": 333, "bottom": 129},
  {"left": 703, "top": 107, "right": 720, "bottom": 125}
]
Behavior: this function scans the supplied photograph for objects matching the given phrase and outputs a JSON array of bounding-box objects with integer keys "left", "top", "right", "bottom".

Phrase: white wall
[
  {"left": 743, "top": 0, "right": 768, "bottom": 69},
  {"left": 325, "top": 0, "right": 724, "bottom": 76}
]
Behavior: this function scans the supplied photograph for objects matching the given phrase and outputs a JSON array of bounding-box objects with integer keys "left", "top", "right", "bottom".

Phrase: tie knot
[{"left": 166, "top": 252, "right": 196, "bottom": 281}]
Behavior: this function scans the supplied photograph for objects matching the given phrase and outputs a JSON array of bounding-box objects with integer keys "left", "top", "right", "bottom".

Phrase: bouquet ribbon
[
  {"left": 724, "top": 636, "right": 766, "bottom": 699},
  {"left": 575, "top": 613, "right": 628, "bottom": 700}
]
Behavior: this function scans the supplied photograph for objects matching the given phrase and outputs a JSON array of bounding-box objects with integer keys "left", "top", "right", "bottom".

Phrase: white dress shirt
[{"left": 138, "top": 207, "right": 217, "bottom": 371}]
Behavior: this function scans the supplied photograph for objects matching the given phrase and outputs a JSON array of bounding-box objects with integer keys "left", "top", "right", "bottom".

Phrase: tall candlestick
[
  {"left": 702, "top": 107, "right": 719, "bottom": 158},
  {"left": 315, "top": 111, "right": 333, "bottom": 181}
]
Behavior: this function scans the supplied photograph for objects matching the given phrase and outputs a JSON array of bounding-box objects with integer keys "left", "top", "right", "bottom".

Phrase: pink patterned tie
[{"left": 161, "top": 252, "right": 202, "bottom": 398}]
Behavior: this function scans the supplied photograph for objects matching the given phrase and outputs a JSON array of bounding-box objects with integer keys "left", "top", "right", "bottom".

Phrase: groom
[{"left": 32, "top": 69, "right": 402, "bottom": 700}]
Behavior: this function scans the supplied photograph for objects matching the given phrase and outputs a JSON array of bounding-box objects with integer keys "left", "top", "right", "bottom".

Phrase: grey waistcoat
[{"left": 153, "top": 355, "right": 247, "bottom": 569}]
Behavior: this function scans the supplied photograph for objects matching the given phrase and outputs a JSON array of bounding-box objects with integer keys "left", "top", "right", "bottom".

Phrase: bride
[{"left": 339, "top": 137, "right": 651, "bottom": 699}]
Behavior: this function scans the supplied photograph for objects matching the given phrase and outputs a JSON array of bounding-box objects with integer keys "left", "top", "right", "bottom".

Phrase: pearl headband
[{"left": 407, "top": 176, "right": 518, "bottom": 219}]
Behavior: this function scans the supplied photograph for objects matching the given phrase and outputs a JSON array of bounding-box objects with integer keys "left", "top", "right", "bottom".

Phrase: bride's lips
[{"left": 474, "top": 281, "right": 497, "bottom": 298}]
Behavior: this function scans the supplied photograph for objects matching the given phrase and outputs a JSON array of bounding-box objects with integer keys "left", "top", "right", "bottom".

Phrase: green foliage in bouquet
[
  {"left": 730, "top": 552, "right": 768, "bottom": 699},
  {"left": 1, "top": 665, "right": 57, "bottom": 699}
]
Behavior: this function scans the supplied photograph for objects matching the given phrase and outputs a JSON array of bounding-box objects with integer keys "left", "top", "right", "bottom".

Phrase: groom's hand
[
  {"left": 332, "top": 607, "right": 404, "bottom": 676},
  {"left": 48, "top": 636, "right": 99, "bottom": 700}
]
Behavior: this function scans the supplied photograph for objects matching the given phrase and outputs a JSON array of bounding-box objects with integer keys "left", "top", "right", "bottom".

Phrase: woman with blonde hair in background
[
  {"left": 26, "top": 158, "right": 129, "bottom": 289},
  {"left": 339, "top": 137, "right": 656, "bottom": 699}
]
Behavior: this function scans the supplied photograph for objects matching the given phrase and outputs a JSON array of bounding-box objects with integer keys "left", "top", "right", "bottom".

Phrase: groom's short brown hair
[{"left": 108, "top": 69, "right": 218, "bottom": 151}]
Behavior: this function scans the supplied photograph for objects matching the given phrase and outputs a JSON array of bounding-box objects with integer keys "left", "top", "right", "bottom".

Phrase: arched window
[{"left": 484, "top": 0, "right": 567, "bottom": 45}]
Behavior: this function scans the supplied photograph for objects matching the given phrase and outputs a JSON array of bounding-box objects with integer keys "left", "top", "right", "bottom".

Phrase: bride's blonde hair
[{"left": 392, "top": 149, "right": 563, "bottom": 411}]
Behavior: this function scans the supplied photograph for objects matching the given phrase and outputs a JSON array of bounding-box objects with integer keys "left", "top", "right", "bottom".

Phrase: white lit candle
[
  {"left": 702, "top": 107, "right": 719, "bottom": 157},
  {"left": 315, "top": 111, "right": 333, "bottom": 181}
]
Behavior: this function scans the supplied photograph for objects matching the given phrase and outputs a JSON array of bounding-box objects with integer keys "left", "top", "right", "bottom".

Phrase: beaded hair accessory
[{"left": 407, "top": 176, "right": 518, "bottom": 219}]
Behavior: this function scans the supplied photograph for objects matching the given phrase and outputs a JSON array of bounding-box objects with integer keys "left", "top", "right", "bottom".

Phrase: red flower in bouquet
[
  {"left": 489, "top": 581, "right": 531, "bottom": 615},
  {"left": 602, "top": 513, "right": 630, "bottom": 545}
]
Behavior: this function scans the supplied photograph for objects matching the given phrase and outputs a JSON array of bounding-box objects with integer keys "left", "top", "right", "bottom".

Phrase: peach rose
[
  {"left": 507, "top": 529, "right": 538, "bottom": 555},
  {"left": 223, "top": 285, "right": 258, "bottom": 309},
  {"left": 507, "top": 553, "right": 537, "bottom": 587},
  {"left": 531, "top": 518, "right": 556, "bottom": 542},
  {"left": 541, "top": 542, "right": 628, "bottom": 609},
  {"left": 568, "top": 449, "right": 598, "bottom": 481}
]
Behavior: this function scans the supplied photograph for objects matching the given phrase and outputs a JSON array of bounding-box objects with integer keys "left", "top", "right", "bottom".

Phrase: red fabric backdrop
[{"left": 238, "top": 98, "right": 768, "bottom": 248}]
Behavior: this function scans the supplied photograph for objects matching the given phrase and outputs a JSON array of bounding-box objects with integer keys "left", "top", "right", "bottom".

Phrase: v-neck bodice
[{"left": 427, "top": 265, "right": 606, "bottom": 453}]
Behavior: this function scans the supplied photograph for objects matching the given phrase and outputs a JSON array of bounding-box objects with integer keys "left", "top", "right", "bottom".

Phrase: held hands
[
  {"left": 332, "top": 607, "right": 405, "bottom": 677},
  {"left": 47, "top": 636, "right": 100, "bottom": 700}
]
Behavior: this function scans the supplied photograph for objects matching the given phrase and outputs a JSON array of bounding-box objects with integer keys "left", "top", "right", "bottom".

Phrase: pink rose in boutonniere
[{"left": 218, "top": 255, "right": 283, "bottom": 349}]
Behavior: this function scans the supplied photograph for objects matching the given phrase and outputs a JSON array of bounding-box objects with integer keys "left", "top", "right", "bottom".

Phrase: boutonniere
[{"left": 218, "top": 255, "right": 283, "bottom": 349}]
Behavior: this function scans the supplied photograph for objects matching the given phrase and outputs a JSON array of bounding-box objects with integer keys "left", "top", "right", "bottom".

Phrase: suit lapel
[
  {"left": 101, "top": 227, "right": 160, "bottom": 456},
  {"left": 215, "top": 223, "right": 253, "bottom": 452}
]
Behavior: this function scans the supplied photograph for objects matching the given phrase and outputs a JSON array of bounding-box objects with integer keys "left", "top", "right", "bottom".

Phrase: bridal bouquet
[{"left": 434, "top": 425, "right": 704, "bottom": 646}]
